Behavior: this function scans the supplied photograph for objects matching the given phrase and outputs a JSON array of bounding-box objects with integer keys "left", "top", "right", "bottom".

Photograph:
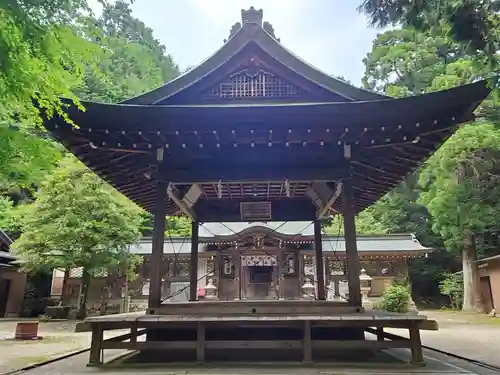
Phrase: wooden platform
[
  {"left": 148, "top": 300, "right": 362, "bottom": 316},
  {"left": 83, "top": 301, "right": 437, "bottom": 367}
]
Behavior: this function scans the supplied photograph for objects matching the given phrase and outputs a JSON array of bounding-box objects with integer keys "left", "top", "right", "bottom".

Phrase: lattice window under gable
[
  {"left": 328, "top": 259, "right": 346, "bottom": 276},
  {"left": 69, "top": 267, "right": 108, "bottom": 278},
  {"left": 69, "top": 267, "right": 83, "bottom": 278},
  {"left": 167, "top": 258, "right": 190, "bottom": 277},
  {"left": 93, "top": 267, "right": 108, "bottom": 278},
  {"left": 303, "top": 256, "right": 315, "bottom": 277},
  {"left": 204, "top": 69, "right": 304, "bottom": 100}
]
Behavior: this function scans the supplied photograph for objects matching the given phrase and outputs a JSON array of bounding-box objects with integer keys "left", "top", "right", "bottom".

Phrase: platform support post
[
  {"left": 376, "top": 327, "right": 384, "bottom": 341},
  {"left": 190, "top": 221, "right": 199, "bottom": 301},
  {"left": 197, "top": 322, "right": 205, "bottom": 362},
  {"left": 277, "top": 251, "right": 284, "bottom": 300},
  {"left": 303, "top": 320, "right": 312, "bottom": 363},
  {"left": 234, "top": 249, "right": 242, "bottom": 300},
  {"left": 88, "top": 324, "right": 103, "bottom": 366},
  {"left": 409, "top": 322, "right": 425, "bottom": 366},
  {"left": 342, "top": 177, "right": 361, "bottom": 307},
  {"left": 314, "top": 220, "right": 326, "bottom": 300},
  {"left": 130, "top": 323, "right": 138, "bottom": 345},
  {"left": 149, "top": 176, "right": 167, "bottom": 311}
]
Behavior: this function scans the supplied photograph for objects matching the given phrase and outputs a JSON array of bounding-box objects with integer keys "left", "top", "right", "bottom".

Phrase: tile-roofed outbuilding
[{"left": 130, "top": 222, "right": 430, "bottom": 256}]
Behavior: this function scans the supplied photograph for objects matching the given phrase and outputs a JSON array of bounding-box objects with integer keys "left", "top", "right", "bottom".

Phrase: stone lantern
[
  {"left": 359, "top": 269, "right": 373, "bottom": 311},
  {"left": 301, "top": 278, "right": 315, "bottom": 299},
  {"left": 204, "top": 279, "right": 218, "bottom": 300}
]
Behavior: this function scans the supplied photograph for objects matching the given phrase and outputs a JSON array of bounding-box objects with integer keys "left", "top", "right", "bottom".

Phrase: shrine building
[
  {"left": 41, "top": 6, "right": 491, "bottom": 367},
  {"left": 50, "top": 224, "right": 430, "bottom": 313}
]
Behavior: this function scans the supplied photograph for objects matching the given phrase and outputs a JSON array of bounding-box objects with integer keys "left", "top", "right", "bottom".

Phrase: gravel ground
[{"left": 0, "top": 320, "right": 124, "bottom": 374}]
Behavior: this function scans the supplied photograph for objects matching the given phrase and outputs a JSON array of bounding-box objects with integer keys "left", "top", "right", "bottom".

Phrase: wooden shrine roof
[
  {"left": 40, "top": 8, "right": 493, "bottom": 221},
  {"left": 0, "top": 230, "right": 16, "bottom": 262},
  {"left": 130, "top": 232, "right": 431, "bottom": 258},
  {"left": 44, "top": 80, "right": 490, "bottom": 220},
  {"left": 123, "top": 8, "right": 387, "bottom": 105}
]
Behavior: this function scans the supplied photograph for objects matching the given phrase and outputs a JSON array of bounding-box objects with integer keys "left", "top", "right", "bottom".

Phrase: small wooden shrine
[
  {"left": 53, "top": 228, "right": 429, "bottom": 313},
  {"left": 43, "top": 6, "right": 490, "bottom": 366}
]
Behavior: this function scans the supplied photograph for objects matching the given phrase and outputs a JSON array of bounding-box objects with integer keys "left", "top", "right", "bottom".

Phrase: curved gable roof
[
  {"left": 199, "top": 221, "right": 313, "bottom": 238},
  {"left": 123, "top": 21, "right": 388, "bottom": 105}
]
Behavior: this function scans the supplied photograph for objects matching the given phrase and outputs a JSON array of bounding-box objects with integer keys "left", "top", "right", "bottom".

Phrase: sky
[{"left": 95, "top": 0, "right": 383, "bottom": 86}]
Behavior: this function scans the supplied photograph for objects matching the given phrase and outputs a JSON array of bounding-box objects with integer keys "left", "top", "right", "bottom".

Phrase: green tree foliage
[
  {"left": 0, "top": 0, "right": 100, "bottom": 126},
  {"left": 11, "top": 157, "right": 144, "bottom": 318},
  {"left": 75, "top": 0, "right": 180, "bottom": 103},
  {"left": 0, "top": 127, "right": 63, "bottom": 191},
  {"left": 358, "top": 24, "right": 500, "bottom": 309},
  {"left": 1, "top": 0, "right": 180, "bottom": 238},
  {"left": 358, "top": 0, "right": 500, "bottom": 59},
  {"left": 0, "top": 197, "right": 15, "bottom": 231},
  {"left": 362, "top": 26, "right": 498, "bottom": 121},
  {"left": 348, "top": 176, "right": 459, "bottom": 301},
  {"left": 140, "top": 212, "right": 192, "bottom": 237},
  {"left": 419, "top": 123, "right": 500, "bottom": 310},
  {"left": 420, "top": 124, "right": 500, "bottom": 251},
  {"left": 439, "top": 273, "right": 463, "bottom": 309},
  {"left": 380, "top": 284, "right": 410, "bottom": 313},
  {"left": 362, "top": 26, "right": 459, "bottom": 95}
]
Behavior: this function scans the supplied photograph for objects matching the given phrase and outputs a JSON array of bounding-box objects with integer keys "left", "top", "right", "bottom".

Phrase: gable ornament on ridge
[{"left": 224, "top": 7, "right": 280, "bottom": 43}]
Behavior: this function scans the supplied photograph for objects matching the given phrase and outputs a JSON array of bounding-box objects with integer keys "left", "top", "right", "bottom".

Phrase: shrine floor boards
[{"left": 15, "top": 347, "right": 500, "bottom": 375}]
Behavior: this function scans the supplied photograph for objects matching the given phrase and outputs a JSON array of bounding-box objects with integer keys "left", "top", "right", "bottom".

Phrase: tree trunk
[
  {"left": 77, "top": 268, "right": 91, "bottom": 319},
  {"left": 59, "top": 268, "right": 70, "bottom": 306},
  {"left": 461, "top": 232, "right": 483, "bottom": 312}
]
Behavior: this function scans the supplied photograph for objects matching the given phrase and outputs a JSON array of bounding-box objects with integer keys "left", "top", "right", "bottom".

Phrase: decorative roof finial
[
  {"left": 224, "top": 7, "right": 280, "bottom": 43},
  {"left": 224, "top": 22, "right": 241, "bottom": 43},
  {"left": 263, "top": 21, "right": 280, "bottom": 42},
  {"left": 241, "top": 6, "right": 263, "bottom": 25}
]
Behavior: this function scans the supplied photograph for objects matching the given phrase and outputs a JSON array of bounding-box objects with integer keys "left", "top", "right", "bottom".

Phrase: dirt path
[{"left": 388, "top": 310, "right": 500, "bottom": 368}]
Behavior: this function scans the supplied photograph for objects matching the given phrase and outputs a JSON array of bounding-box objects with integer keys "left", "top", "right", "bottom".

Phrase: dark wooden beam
[
  {"left": 193, "top": 198, "right": 317, "bottom": 222},
  {"left": 342, "top": 177, "right": 361, "bottom": 307},
  {"left": 189, "top": 222, "right": 199, "bottom": 301},
  {"left": 314, "top": 220, "right": 326, "bottom": 300},
  {"left": 317, "top": 182, "right": 342, "bottom": 219},
  {"left": 160, "top": 165, "right": 349, "bottom": 184},
  {"left": 167, "top": 184, "right": 196, "bottom": 219},
  {"left": 148, "top": 180, "right": 167, "bottom": 310}
]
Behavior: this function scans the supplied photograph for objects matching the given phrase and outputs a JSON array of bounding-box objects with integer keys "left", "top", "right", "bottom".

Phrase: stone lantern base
[
  {"left": 204, "top": 279, "right": 218, "bottom": 300},
  {"left": 361, "top": 287, "right": 373, "bottom": 311},
  {"left": 408, "top": 297, "right": 419, "bottom": 314}
]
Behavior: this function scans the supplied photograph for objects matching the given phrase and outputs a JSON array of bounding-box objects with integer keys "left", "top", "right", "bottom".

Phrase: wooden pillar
[
  {"left": 302, "top": 320, "right": 312, "bottom": 363},
  {"left": 298, "top": 252, "right": 304, "bottom": 298},
  {"left": 189, "top": 221, "right": 199, "bottom": 302},
  {"left": 409, "top": 321, "right": 424, "bottom": 365},
  {"left": 88, "top": 324, "right": 103, "bottom": 366},
  {"left": 376, "top": 327, "right": 384, "bottom": 341},
  {"left": 215, "top": 252, "right": 222, "bottom": 299},
  {"left": 197, "top": 322, "right": 205, "bottom": 362},
  {"left": 148, "top": 180, "right": 167, "bottom": 311},
  {"left": 130, "top": 323, "right": 138, "bottom": 345},
  {"left": 277, "top": 251, "right": 283, "bottom": 300},
  {"left": 234, "top": 249, "right": 242, "bottom": 300},
  {"left": 343, "top": 178, "right": 361, "bottom": 307},
  {"left": 314, "top": 220, "right": 326, "bottom": 300}
]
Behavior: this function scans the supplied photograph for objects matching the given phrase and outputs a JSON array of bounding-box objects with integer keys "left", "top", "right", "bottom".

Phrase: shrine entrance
[
  {"left": 247, "top": 266, "right": 274, "bottom": 299},
  {"left": 240, "top": 254, "right": 279, "bottom": 300}
]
